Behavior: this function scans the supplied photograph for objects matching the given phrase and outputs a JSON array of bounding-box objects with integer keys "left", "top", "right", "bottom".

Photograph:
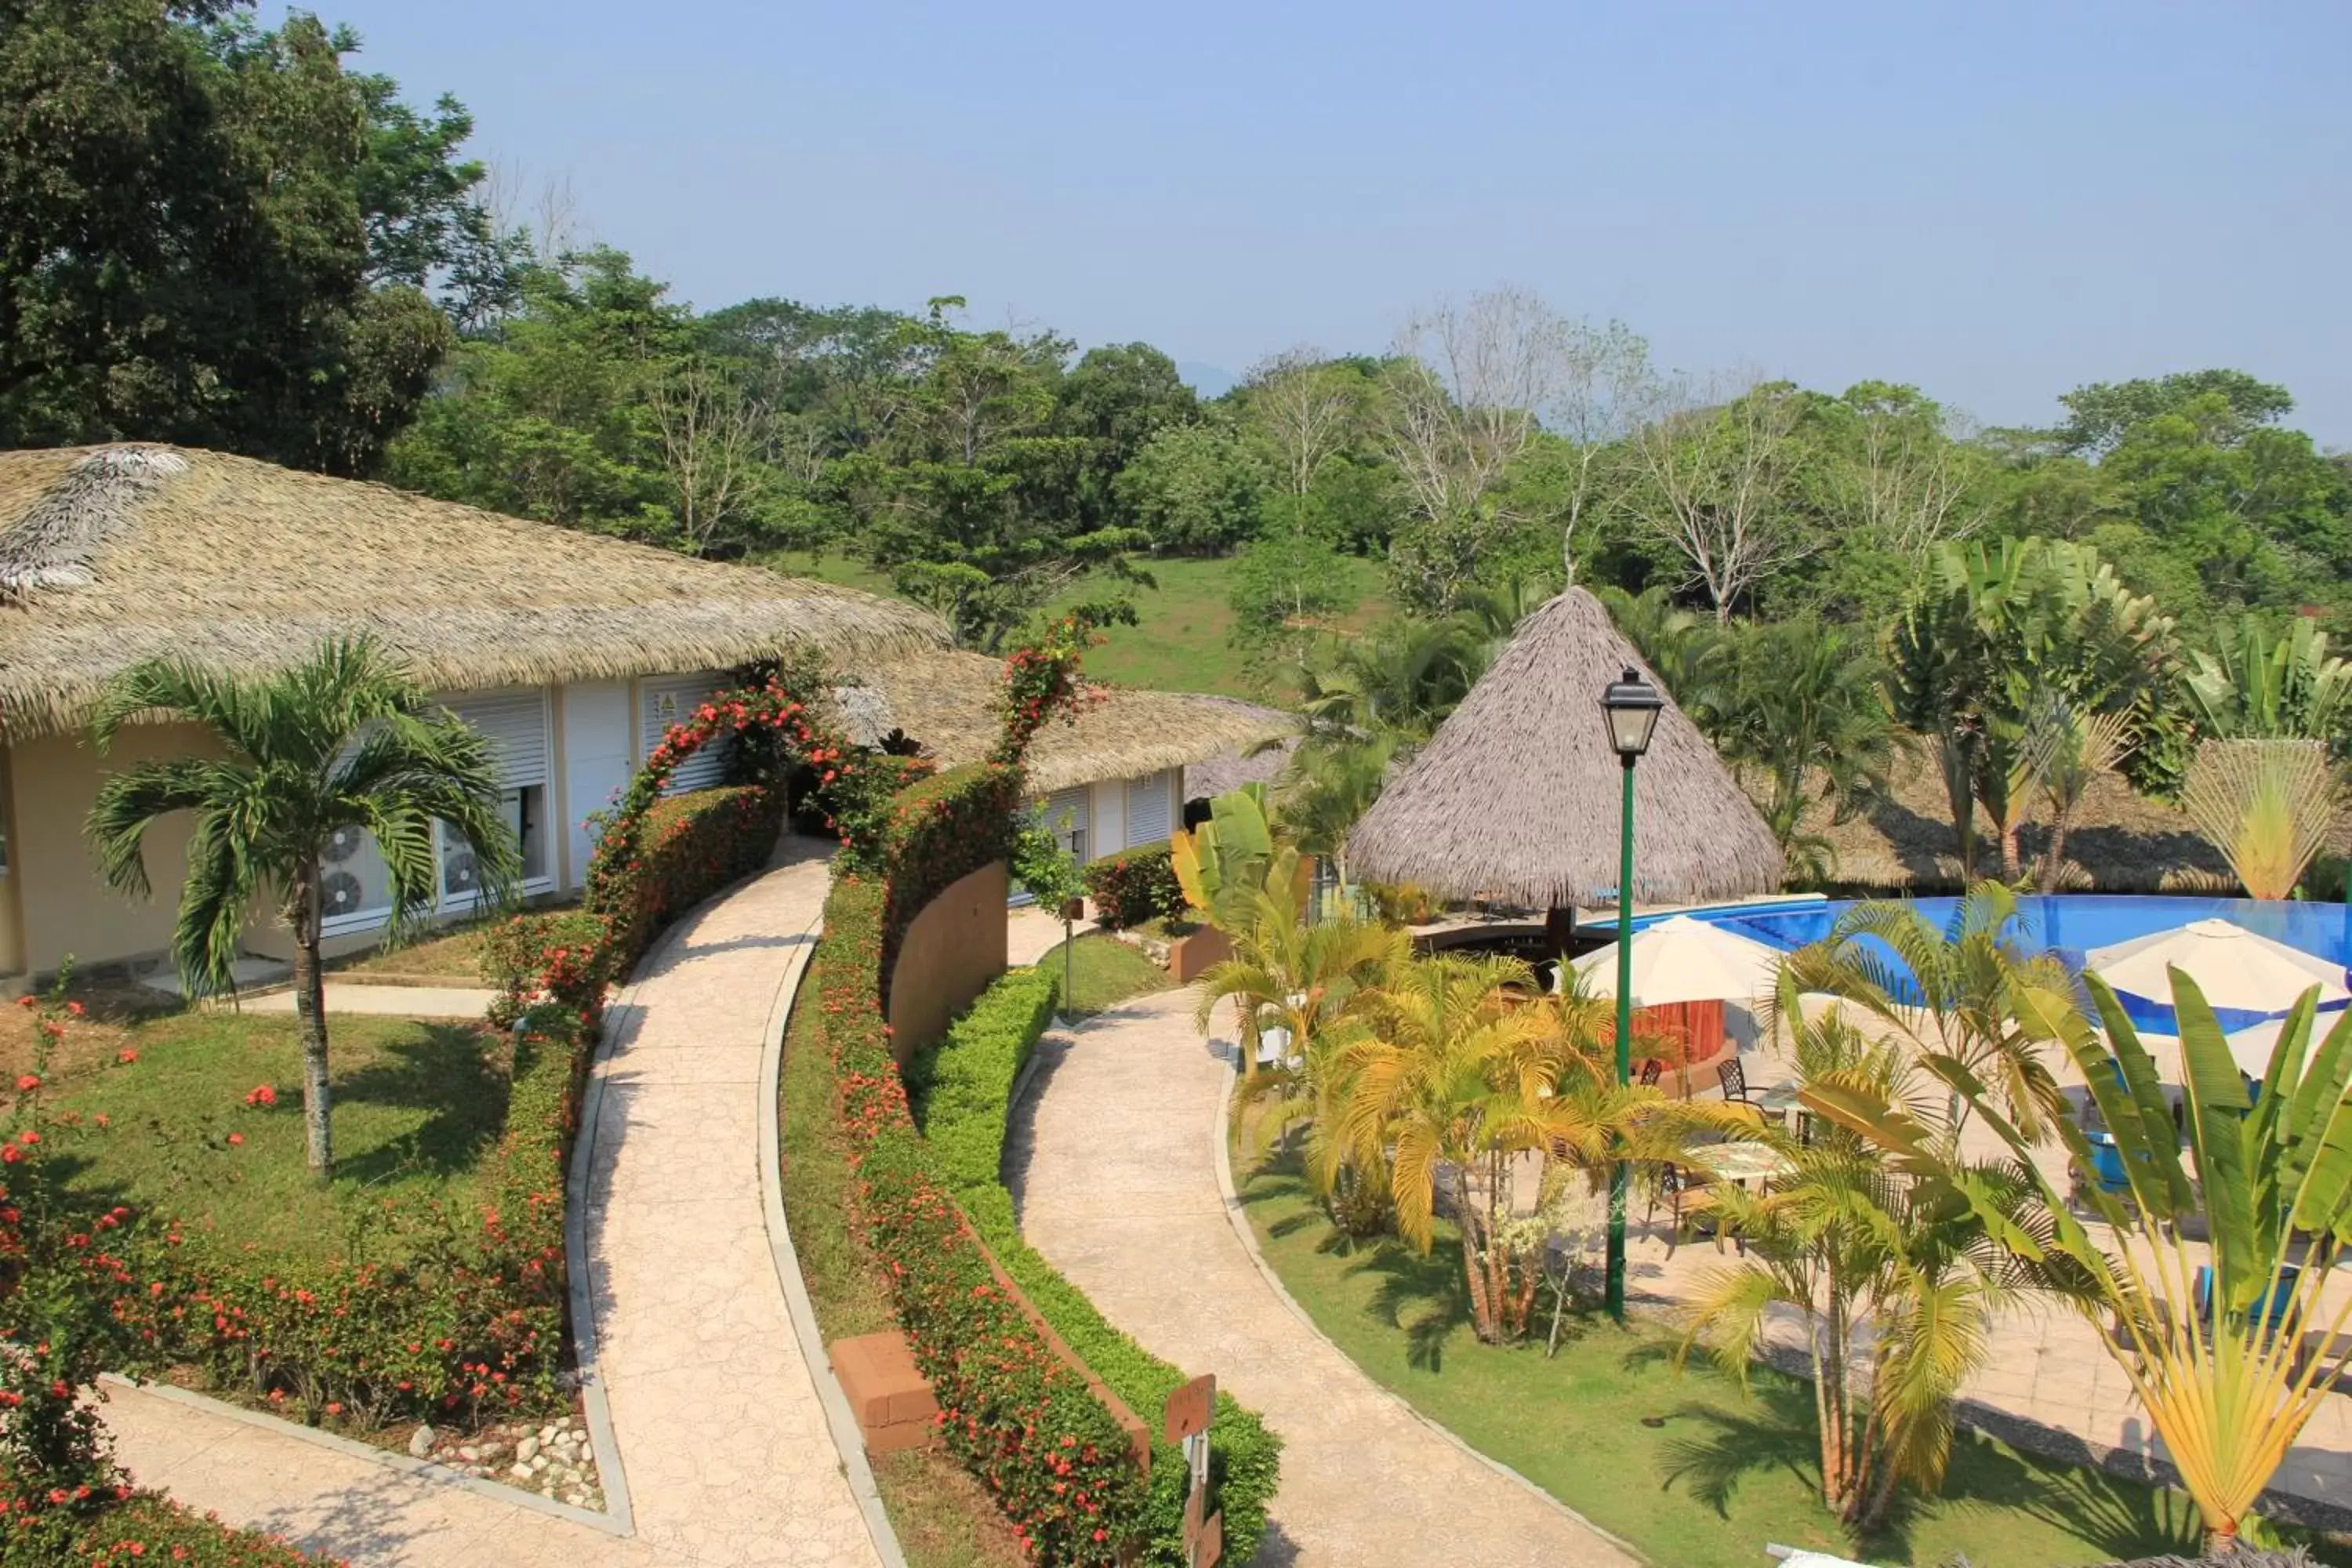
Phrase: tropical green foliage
[
  {"left": 1678, "top": 973, "right": 2034, "bottom": 1532},
  {"left": 1320, "top": 953, "right": 1690, "bottom": 1344},
  {"left": 1809, "top": 971, "right": 2352, "bottom": 1551},
  {"left": 0, "top": 2, "right": 512, "bottom": 471},
  {"left": 85, "top": 639, "right": 518, "bottom": 1176}
]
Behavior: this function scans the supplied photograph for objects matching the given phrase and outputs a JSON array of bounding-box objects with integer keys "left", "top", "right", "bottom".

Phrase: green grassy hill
[{"left": 766, "top": 550, "right": 1390, "bottom": 700}]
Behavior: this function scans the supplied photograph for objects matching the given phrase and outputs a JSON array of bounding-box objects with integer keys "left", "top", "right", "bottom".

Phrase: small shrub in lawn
[{"left": 1081, "top": 844, "right": 1182, "bottom": 930}]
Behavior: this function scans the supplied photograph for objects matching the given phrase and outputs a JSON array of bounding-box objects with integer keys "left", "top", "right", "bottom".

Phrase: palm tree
[
  {"left": 1274, "top": 730, "right": 1395, "bottom": 894},
  {"left": 2178, "top": 738, "right": 2340, "bottom": 900},
  {"left": 1706, "top": 618, "right": 1898, "bottom": 880},
  {"left": 1678, "top": 975, "right": 2034, "bottom": 1532},
  {"left": 86, "top": 640, "right": 520, "bottom": 1177},
  {"left": 1806, "top": 972, "right": 2352, "bottom": 1552},
  {"left": 2022, "top": 696, "right": 2136, "bottom": 891},
  {"left": 1195, "top": 895, "right": 1408, "bottom": 1225},
  {"left": 1323, "top": 953, "right": 1692, "bottom": 1343},
  {"left": 1780, "top": 880, "right": 2090, "bottom": 1142}
]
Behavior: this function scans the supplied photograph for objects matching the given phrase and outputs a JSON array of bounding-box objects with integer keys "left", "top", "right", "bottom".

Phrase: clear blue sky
[{"left": 270, "top": 1, "right": 2350, "bottom": 442}]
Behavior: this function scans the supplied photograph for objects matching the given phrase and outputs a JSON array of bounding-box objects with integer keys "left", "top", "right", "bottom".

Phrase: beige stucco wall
[
  {"left": 885, "top": 859, "right": 1011, "bottom": 1065},
  {"left": 5, "top": 725, "right": 260, "bottom": 979}
]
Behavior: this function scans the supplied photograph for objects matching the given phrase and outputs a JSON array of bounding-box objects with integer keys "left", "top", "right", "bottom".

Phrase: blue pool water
[{"left": 1673, "top": 895, "right": 2352, "bottom": 1033}]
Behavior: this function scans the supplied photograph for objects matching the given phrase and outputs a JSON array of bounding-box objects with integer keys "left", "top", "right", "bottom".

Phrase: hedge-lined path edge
[
  {"left": 1009, "top": 988, "right": 1644, "bottom": 1568},
  {"left": 101, "top": 838, "right": 893, "bottom": 1568}
]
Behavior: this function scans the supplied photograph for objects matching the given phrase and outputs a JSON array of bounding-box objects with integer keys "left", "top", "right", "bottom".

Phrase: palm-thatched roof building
[
  {"left": 1348, "top": 587, "right": 1784, "bottom": 911},
  {"left": 0, "top": 443, "right": 948, "bottom": 978},
  {"left": 836, "top": 650, "right": 1295, "bottom": 862}
]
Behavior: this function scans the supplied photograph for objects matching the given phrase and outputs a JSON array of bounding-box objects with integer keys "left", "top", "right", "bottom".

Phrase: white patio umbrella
[
  {"left": 2085, "top": 917, "right": 2350, "bottom": 1014},
  {"left": 1563, "top": 915, "right": 1783, "bottom": 1006},
  {"left": 2221, "top": 1010, "right": 2352, "bottom": 1080}
]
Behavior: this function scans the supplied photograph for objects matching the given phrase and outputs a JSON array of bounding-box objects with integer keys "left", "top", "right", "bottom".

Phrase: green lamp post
[{"left": 1599, "top": 664, "right": 1663, "bottom": 1322}]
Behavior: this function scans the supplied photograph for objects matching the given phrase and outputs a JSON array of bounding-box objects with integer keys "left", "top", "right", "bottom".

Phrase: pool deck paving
[
  {"left": 102, "top": 841, "right": 888, "bottom": 1568},
  {"left": 1010, "top": 987, "right": 1642, "bottom": 1568}
]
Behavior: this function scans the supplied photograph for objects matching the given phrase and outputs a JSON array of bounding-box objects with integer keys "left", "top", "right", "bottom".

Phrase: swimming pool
[{"left": 1682, "top": 894, "right": 2352, "bottom": 1033}]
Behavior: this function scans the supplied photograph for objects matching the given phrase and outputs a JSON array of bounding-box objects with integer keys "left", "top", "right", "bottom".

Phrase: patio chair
[
  {"left": 1716, "top": 1056, "right": 1754, "bottom": 1105},
  {"left": 1636, "top": 1058, "right": 1663, "bottom": 1091},
  {"left": 2077, "top": 1131, "right": 2132, "bottom": 1204},
  {"left": 2194, "top": 1263, "right": 2301, "bottom": 1334}
]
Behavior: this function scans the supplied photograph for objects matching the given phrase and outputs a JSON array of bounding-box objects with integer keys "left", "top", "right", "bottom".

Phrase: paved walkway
[
  {"left": 243, "top": 982, "right": 499, "bottom": 1019},
  {"left": 103, "top": 844, "right": 886, "bottom": 1567},
  {"left": 1010, "top": 989, "right": 1639, "bottom": 1568}
]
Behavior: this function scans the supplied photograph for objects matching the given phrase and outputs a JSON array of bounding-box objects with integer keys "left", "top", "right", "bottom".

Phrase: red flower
[
  {"left": 13, "top": 1075, "right": 36, "bottom": 1092},
  {"left": 117, "top": 1049, "right": 139, "bottom": 1065},
  {"left": 243, "top": 1084, "right": 278, "bottom": 1108},
  {"left": 227, "top": 1133, "right": 245, "bottom": 1147}
]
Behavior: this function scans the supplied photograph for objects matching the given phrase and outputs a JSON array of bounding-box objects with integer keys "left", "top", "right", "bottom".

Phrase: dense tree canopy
[{"left": 0, "top": 0, "right": 514, "bottom": 473}]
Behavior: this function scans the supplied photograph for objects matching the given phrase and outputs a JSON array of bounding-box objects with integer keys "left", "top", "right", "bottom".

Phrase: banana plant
[
  {"left": 1804, "top": 969, "right": 2352, "bottom": 1551},
  {"left": 1171, "top": 782, "right": 1279, "bottom": 932}
]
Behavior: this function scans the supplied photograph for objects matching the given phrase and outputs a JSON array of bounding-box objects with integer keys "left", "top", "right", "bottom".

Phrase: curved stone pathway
[
  {"left": 1010, "top": 989, "right": 1640, "bottom": 1568},
  {"left": 102, "top": 843, "right": 887, "bottom": 1568}
]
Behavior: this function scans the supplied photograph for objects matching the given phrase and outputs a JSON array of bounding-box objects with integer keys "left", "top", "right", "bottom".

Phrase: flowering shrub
[
  {"left": 811, "top": 879, "right": 1146, "bottom": 1564},
  {"left": 48, "top": 1494, "right": 336, "bottom": 1565},
  {"left": 877, "top": 764, "right": 1025, "bottom": 987},
  {"left": 1080, "top": 844, "right": 1182, "bottom": 931},
  {"left": 0, "top": 982, "right": 339, "bottom": 1563},
  {"left": 481, "top": 909, "right": 615, "bottom": 1031},
  {"left": 586, "top": 784, "right": 786, "bottom": 969},
  {"left": 989, "top": 608, "right": 1120, "bottom": 768},
  {"left": 906, "top": 969, "right": 1281, "bottom": 1566}
]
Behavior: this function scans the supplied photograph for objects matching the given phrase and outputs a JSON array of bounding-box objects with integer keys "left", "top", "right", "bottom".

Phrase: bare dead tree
[
  {"left": 1380, "top": 286, "right": 1582, "bottom": 611},
  {"left": 1621, "top": 370, "right": 1808, "bottom": 622},
  {"left": 1832, "top": 391, "right": 1987, "bottom": 567},
  {"left": 651, "top": 361, "right": 771, "bottom": 557},
  {"left": 1245, "top": 346, "right": 1359, "bottom": 502},
  {"left": 483, "top": 160, "right": 586, "bottom": 263},
  {"left": 1544, "top": 320, "right": 1651, "bottom": 581}
]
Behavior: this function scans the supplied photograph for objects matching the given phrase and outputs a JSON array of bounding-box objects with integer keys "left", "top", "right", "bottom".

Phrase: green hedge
[
  {"left": 811, "top": 875, "right": 1146, "bottom": 1565},
  {"left": 587, "top": 782, "right": 785, "bottom": 967},
  {"left": 1080, "top": 842, "right": 1182, "bottom": 930},
  {"left": 905, "top": 968, "right": 1283, "bottom": 1567}
]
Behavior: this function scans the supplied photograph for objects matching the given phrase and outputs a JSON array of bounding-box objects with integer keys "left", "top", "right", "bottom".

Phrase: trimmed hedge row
[
  {"left": 1080, "top": 843, "right": 1182, "bottom": 930},
  {"left": 813, "top": 870, "right": 1146, "bottom": 1564},
  {"left": 904, "top": 969, "right": 1282, "bottom": 1567}
]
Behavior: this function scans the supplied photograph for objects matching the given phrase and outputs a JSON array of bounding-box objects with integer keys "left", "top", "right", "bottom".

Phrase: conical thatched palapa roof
[
  {"left": 0, "top": 443, "right": 949, "bottom": 739},
  {"left": 1348, "top": 587, "right": 1783, "bottom": 909}
]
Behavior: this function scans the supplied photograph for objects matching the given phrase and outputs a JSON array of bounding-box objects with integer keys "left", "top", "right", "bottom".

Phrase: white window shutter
[
  {"left": 642, "top": 673, "right": 733, "bottom": 793},
  {"left": 438, "top": 688, "right": 550, "bottom": 788},
  {"left": 1123, "top": 771, "right": 1171, "bottom": 848},
  {"left": 1044, "top": 787, "right": 1091, "bottom": 862}
]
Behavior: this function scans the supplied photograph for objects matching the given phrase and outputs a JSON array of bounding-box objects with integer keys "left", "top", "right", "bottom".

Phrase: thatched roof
[
  {"left": 1791, "top": 744, "right": 2249, "bottom": 894},
  {"left": 834, "top": 649, "right": 1297, "bottom": 796},
  {"left": 0, "top": 444, "right": 948, "bottom": 739},
  {"left": 1348, "top": 588, "right": 1784, "bottom": 908},
  {"left": 1186, "top": 732, "right": 1297, "bottom": 801}
]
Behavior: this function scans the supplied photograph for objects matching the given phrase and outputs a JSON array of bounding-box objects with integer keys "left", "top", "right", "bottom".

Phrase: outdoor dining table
[
  {"left": 1753, "top": 1083, "right": 1806, "bottom": 1117},
  {"left": 1685, "top": 1142, "right": 1794, "bottom": 1186}
]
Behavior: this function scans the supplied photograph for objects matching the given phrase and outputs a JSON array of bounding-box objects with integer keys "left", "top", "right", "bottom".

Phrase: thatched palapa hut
[
  {"left": 1348, "top": 587, "right": 1784, "bottom": 914},
  {"left": 0, "top": 442, "right": 947, "bottom": 979},
  {"left": 835, "top": 650, "right": 1295, "bottom": 862}
]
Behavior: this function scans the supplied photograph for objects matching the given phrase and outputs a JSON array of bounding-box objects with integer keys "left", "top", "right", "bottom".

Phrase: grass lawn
[
  {"left": 1234, "top": 1131, "right": 2341, "bottom": 1568},
  {"left": 50, "top": 1010, "right": 510, "bottom": 1261},
  {"left": 764, "top": 550, "right": 1391, "bottom": 701},
  {"left": 1034, "top": 934, "right": 1172, "bottom": 1018}
]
